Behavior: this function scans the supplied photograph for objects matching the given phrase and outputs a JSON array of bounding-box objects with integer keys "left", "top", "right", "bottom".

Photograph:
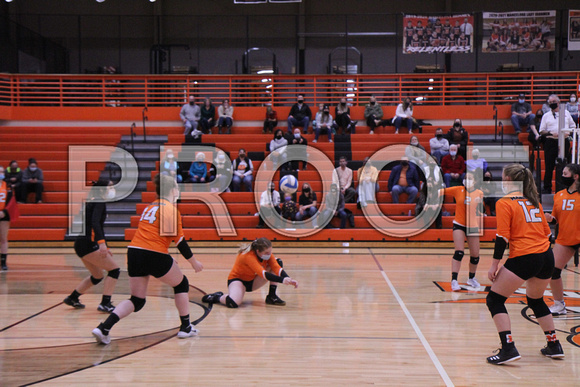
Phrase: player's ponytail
[
  {"left": 503, "top": 164, "right": 539, "bottom": 208},
  {"left": 237, "top": 237, "right": 272, "bottom": 255}
]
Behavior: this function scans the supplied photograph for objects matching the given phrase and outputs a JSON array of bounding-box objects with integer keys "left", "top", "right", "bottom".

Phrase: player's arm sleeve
[
  {"left": 91, "top": 203, "right": 106, "bottom": 243},
  {"left": 177, "top": 239, "right": 193, "bottom": 259},
  {"left": 264, "top": 271, "right": 284, "bottom": 283}
]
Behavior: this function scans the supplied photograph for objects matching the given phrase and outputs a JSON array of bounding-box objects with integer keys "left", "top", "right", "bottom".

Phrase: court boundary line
[
  {"left": 369, "top": 248, "right": 454, "bottom": 387},
  {"left": 0, "top": 302, "right": 63, "bottom": 333}
]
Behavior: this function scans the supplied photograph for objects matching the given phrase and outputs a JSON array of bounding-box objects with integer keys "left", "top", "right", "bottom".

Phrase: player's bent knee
[
  {"left": 90, "top": 275, "right": 103, "bottom": 285},
  {"left": 225, "top": 296, "right": 238, "bottom": 308},
  {"left": 173, "top": 276, "right": 189, "bottom": 294},
  {"left": 551, "top": 267, "right": 562, "bottom": 280},
  {"left": 526, "top": 296, "right": 550, "bottom": 318},
  {"left": 453, "top": 251, "right": 464, "bottom": 262},
  {"left": 470, "top": 256, "right": 480, "bottom": 265},
  {"left": 486, "top": 291, "right": 508, "bottom": 316},
  {"left": 130, "top": 296, "right": 146, "bottom": 312},
  {"left": 107, "top": 268, "right": 121, "bottom": 279}
]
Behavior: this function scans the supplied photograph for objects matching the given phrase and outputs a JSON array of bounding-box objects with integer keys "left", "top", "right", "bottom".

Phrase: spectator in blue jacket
[
  {"left": 189, "top": 152, "right": 207, "bottom": 183},
  {"left": 387, "top": 157, "right": 420, "bottom": 203}
]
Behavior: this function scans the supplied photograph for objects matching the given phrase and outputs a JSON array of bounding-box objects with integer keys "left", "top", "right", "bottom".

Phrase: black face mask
[
  {"left": 270, "top": 187, "right": 275, "bottom": 192},
  {"left": 303, "top": 188, "right": 310, "bottom": 193},
  {"left": 239, "top": 154, "right": 246, "bottom": 159},
  {"left": 341, "top": 102, "right": 346, "bottom": 106},
  {"left": 298, "top": 100, "right": 304, "bottom": 104},
  {"left": 276, "top": 135, "right": 282, "bottom": 139},
  {"left": 401, "top": 161, "right": 409, "bottom": 167},
  {"left": 483, "top": 176, "right": 492, "bottom": 182},
  {"left": 189, "top": 102, "right": 195, "bottom": 105},
  {"left": 561, "top": 176, "right": 575, "bottom": 187},
  {"left": 549, "top": 102, "right": 559, "bottom": 110},
  {"left": 323, "top": 111, "right": 329, "bottom": 114},
  {"left": 370, "top": 101, "right": 376, "bottom": 105},
  {"left": 454, "top": 123, "right": 460, "bottom": 127},
  {"left": 436, "top": 134, "right": 443, "bottom": 139}
]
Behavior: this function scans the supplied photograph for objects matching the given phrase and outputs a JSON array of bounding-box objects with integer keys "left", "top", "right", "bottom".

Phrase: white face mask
[
  {"left": 463, "top": 179, "right": 474, "bottom": 189},
  {"left": 571, "top": 97, "right": 577, "bottom": 103},
  {"left": 107, "top": 188, "right": 116, "bottom": 200},
  {"left": 411, "top": 141, "right": 419, "bottom": 146},
  {"left": 449, "top": 151, "right": 457, "bottom": 157},
  {"left": 259, "top": 253, "right": 271, "bottom": 261},
  {"left": 294, "top": 133, "right": 301, "bottom": 139}
]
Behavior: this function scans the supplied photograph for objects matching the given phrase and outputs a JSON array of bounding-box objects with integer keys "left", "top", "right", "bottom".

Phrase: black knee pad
[
  {"left": 107, "top": 268, "right": 120, "bottom": 279},
  {"left": 486, "top": 291, "right": 508, "bottom": 317},
  {"left": 526, "top": 296, "right": 551, "bottom": 319},
  {"left": 470, "top": 256, "right": 480, "bottom": 265},
  {"left": 173, "top": 276, "right": 189, "bottom": 294},
  {"left": 452, "top": 251, "right": 464, "bottom": 262},
  {"left": 130, "top": 296, "right": 146, "bottom": 312},
  {"left": 276, "top": 258, "right": 283, "bottom": 267},
  {"left": 225, "top": 296, "right": 238, "bottom": 309},
  {"left": 90, "top": 275, "right": 103, "bottom": 285},
  {"left": 551, "top": 267, "right": 562, "bottom": 280}
]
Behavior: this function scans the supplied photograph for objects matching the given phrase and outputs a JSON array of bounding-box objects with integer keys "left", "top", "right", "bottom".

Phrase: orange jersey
[
  {"left": 443, "top": 186, "right": 483, "bottom": 228},
  {"left": 0, "top": 181, "right": 7, "bottom": 211},
  {"left": 496, "top": 193, "right": 551, "bottom": 259},
  {"left": 551, "top": 189, "right": 580, "bottom": 246},
  {"left": 228, "top": 250, "right": 283, "bottom": 282},
  {"left": 129, "top": 198, "right": 185, "bottom": 254}
]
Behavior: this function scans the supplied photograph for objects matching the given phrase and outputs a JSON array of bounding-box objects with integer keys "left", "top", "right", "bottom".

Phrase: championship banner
[
  {"left": 569, "top": 10, "right": 580, "bottom": 51},
  {"left": 482, "top": 10, "right": 556, "bottom": 53},
  {"left": 403, "top": 14, "right": 474, "bottom": 54}
]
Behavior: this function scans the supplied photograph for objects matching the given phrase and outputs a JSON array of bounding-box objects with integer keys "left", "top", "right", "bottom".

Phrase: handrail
[
  {"left": 130, "top": 122, "right": 136, "bottom": 156},
  {"left": 142, "top": 107, "right": 148, "bottom": 143},
  {"left": 493, "top": 104, "right": 498, "bottom": 142}
]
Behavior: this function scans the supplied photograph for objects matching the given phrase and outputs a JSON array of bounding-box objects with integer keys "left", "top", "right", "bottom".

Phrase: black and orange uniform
[
  {"left": 0, "top": 181, "right": 12, "bottom": 221},
  {"left": 551, "top": 188, "right": 580, "bottom": 248},
  {"left": 228, "top": 249, "right": 286, "bottom": 291},
  {"left": 443, "top": 186, "right": 483, "bottom": 233},
  {"left": 128, "top": 198, "right": 186, "bottom": 278},
  {"left": 74, "top": 201, "right": 106, "bottom": 258}
]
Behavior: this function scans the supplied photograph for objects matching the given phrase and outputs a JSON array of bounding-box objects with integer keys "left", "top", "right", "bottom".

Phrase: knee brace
[
  {"left": 173, "top": 276, "right": 189, "bottom": 294},
  {"left": 452, "top": 251, "right": 464, "bottom": 262},
  {"left": 486, "top": 291, "right": 508, "bottom": 317},
  {"left": 470, "top": 256, "right": 480, "bottom": 265},
  {"left": 526, "top": 296, "right": 551, "bottom": 319},
  {"left": 107, "top": 268, "right": 121, "bottom": 279},
  {"left": 90, "top": 275, "right": 103, "bottom": 285},
  {"left": 130, "top": 296, "right": 146, "bottom": 312},
  {"left": 225, "top": 296, "right": 238, "bottom": 309},
  {"left": 551, "top": 267, "right": 562, "bottom": 280},
  {"left": 276, "top": 258, "right": 283, "bottom": 268}
]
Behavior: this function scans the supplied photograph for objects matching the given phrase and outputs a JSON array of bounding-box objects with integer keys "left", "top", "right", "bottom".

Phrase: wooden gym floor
[{"left": 1, "top": 246, "right": 579, "bottom": 386}]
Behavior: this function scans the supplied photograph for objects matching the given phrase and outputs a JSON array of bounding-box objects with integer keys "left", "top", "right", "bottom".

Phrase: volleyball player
[
  {"left": 0, "top": 166, "right": 12, "bottom": 271},
  {"left": 443, "top": 170, "right": 483, "bottom": 291},
  {"left": 545, "top": 164, "right": 580, "bottom": 315},
  {"left": 486, "top": 164, "right": 563, "bottom": 365},
  {"left": 92, "top": 174, "right": 203, "bottom": 344},
  {"left": 64, "top": 180, "right": 120, "bottom": 312},
  {"left": 202, "top": 237, "right": 298, "bottom": 308}
]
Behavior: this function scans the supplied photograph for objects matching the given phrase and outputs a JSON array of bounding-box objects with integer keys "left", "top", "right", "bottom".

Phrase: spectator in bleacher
[
  {"left": 22, "top": 158, "right": 44, "bottom": 203},
  {"left": 322, "top": 183, "right": 354, "bottom": 229},
  {"left": 405, "top": 135, "right": 428, "bottom": 174},
  {"left": 269, "top": 129, "right": 288, "bottom": 171},
  {"left": 188, "top": 152, "right": 207, "bottom": 183},
  {"left": 0, "top": 166, "right": 12, "bottom": 270},
  {"left": 217, "top": 99, "right": 234, "bottom": 134},
  {"left": 311, "top": 103, "right": 324, "bottom": 135},
  {"left": 335, "top": 98, "right": 357, "bottom": 134},
  {"left": 281, "top": 192, "right": 298, "bottom": 222},
  {"left": 257, "top": 182, "right": 281, "bottom": 228},
  {"left": 335, "top": 156, "right": 357, "bottom": 203},
  {"left": 415, "top": 176, "right": 443, "bottom": 229},
  {"left": 199, "top": 98, "right": 215, "bottom": 134},
  {"left": 566, "top": 93, "right": 579, "bottom": 125},
  {"left": 290, "top": 128, "right": 308, "bottom": 171},
  {"left": 441, "top": 144, "right": 466, "bottom": 187},
  {"left": 161, "top": 149, "right": 182, "bottom": 183},
  {"left": 287, "top": 94, "right": 312, "bottom": 134},
  {"left": 511, "top": 93, "right": 539, "bottom": 140},
  {"left": 210, "top": 150, "right": 231, "bottom": 193},
  {"left": 314, "top": 105, "right": 333, "bottom": 143},
  {"left": 466, "top": 148, "right": 488, "bottom": 174},
  {"left": 393, "top": 97, "right": 414, "bottom": 134},
  {"left": 5, "top": 160, "right": 23, "bottom": 203},
  {"left": 364, "top": 96, "right": 383, "bottom": 135},
  {"left": 263, "top": 105, "right": 278, "bottom": 134},
  {"left": 480, "top": 170, "right": 497, "bottom": 216},
  {"left": 231, "top": 148, "right": 254, "bottom": 192},
  {"left": 445, "top": 119, "right": 469, "bottom": 159},
  {"left": 539, "top": 94, "right": 575, "bottom": 194},
  {"left": 295, "top": 182, "right": 318, "bottom": 228},
  {"left": 180, "top": 95, "right": 201, "bottom": 136},
  {"left": 388, "top": 157, "right": 420, "bottom": 204},
  {"left": 430, "top": 127, "right": 450, "bottom": 164},
  {"left": 357, "top": 157, "right": 379, "bottom": 208}
]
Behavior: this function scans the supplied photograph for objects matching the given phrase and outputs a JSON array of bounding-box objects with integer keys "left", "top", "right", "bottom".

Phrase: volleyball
[{"left": 279, "top": 175, "right": 298, "bottom": 194}]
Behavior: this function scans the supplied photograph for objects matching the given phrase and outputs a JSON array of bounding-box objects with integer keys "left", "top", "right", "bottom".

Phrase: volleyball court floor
[{"left": 1, "top": 246, "right": 579, "bottom": 386}]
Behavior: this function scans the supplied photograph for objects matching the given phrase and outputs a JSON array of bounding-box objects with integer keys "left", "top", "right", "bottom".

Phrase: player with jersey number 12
[{"left": 92, "top": 174, "right": 203, "bottom": 345}]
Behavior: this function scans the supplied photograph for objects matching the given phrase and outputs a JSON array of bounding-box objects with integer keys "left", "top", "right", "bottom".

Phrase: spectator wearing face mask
[
  {"left": 217, "top": 99, "right": 234, "bottom": 134},
  {"left": 199, "top": 98, "right": 215, "bottom": 134},
  {"left": 335, "top": 98, "right": 357, "bottom": 134},
  {"left": 22, "top": 158, "right": 44, "bottom": 203},
  {"left": 210, "top": 150, "right": 231, "bottom": 193},
  {"left": 160, "top": 149, "right": 182, "bottom": 183},
  {"left": 465, "top": 148, "right": 488, "bottom": 174},
  {"left": 357, "top": 157, "right": 380, "bottom": 208},
  {"left": 393, "top": 97, "right": 414, "bottom": 134},
  {"left": 441, "top": 144, "right": 466, "bottom": 187},
  {"left": 180, "top": 95, "right": 201, "bottom": 137},
  {"left": 314, "top": 105, "right": 333, "bottom": 143},
  {"left": 565, "top": 93, "right": 579, "bottom": 125},
  {"left": 188, "top": 152, "right": 207, "bottom": 183},
  {"left": 290, "top": 128, "right": 308, "bottom": 171},
  {"left": 446, "top": 119, "right": 469, "bottom": 159},
  {"left": 388, "top": 157, "right": 420, "bottom": 204},
  {"left": 287, "top": 94, "right": 312, "bottom": 134},
  {"left": 263, "top": 105, "right": 278, "bottom": 134},
  {"left": 511, "top": 93, "right": 539, "bottom": 139},
  {"left": 257, "top": 182, "right": 281, "bottom": 228},
  {"left": 232, "top": 148, "right": 254, "bottom": 192},
  {"left": 322, "top": 183, "right": 354, "bottom": 229},
  {"left": 295, "top": 182, "right": 318, "bottom": 228},
  {"left": 430, "top": 127, "right": 450, "bottom": 164},
  {"left": 269, "top": 129, "right": 288, "bottom": 170},
  {"left": 405, "top": 135, "right": 428, "bottom": 173},
  {"left": 281, "top": 192, "right": 298, "bottom": 221},
  {"left": 364, "top": 96, "right": 383, "bottom": 135}
]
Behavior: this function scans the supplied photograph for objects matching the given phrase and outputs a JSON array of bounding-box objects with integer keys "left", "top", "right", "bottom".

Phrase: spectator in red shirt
[
  {"left": 441, "top": 144, "right": 465, "bottom": 187},
  {"left": 263, "top": 106, "right": 278, "bottom": 134}
]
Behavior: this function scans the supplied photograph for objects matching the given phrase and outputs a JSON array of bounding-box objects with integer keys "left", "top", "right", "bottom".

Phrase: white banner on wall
[
  {"left": 482, "top": 10, "right": 556, "bottom": 53},
  {"left": 569, "top": 10, "right": 580, "bottom": 51},
  {"left": 403, "top": 14, "right": 474, "bottom": 54}
]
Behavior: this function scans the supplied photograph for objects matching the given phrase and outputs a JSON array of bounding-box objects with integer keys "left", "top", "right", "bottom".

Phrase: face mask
[
  {"left": 218, "top": 154, "right": 225, "bottom": 162},
  {"left": 370, "top": 101, "right": 376, "bottom": 105},
  {"left": 518, "top": 99, "right": 525, "bottom": 104},
  {"left": 276, "top": 135, "right": 282, "bottom": 140},
  {"left": 303, "top": 187, "right": 310, "bottom": 193},
  {"left": 107, "top": 188, "right": 116, "bottom": 200},
  {"left": 472, "top": 154, "right": 479, "bottom": 160},
  {"left": 549, "top": 102, "right": 559, "bottom": 110},
  {"left": 571, "top": 97, "right": 577, "bottom": 103},
  {"left": 450, "top": 151, "right": 457, "bottom": 156},
  {"left": 341, "top": 102, "right": 346, "bottom": 106},
  {"left": 239, "top": 154, "right": 246, "bottom": 159},
  {"left": 29, "top": 167, "right": 37, "bottom": 172},
  {"left": 454, "top": 123, "right": 460, "bottom": 127},
  {"left": 561, "top": 176, "right": 575, "bottom": 187},
  {"left": 189, "top": 101, "right": 194, "bottom": 105},
  {"left": 259, "top": 253, "right": 271, "bottom": 261},
  {"left": 285, "top": 196, "right": 292, "bottom": 202},
  {"left": 298, "top": 100, "right": 304, "bottom": 104},
  {"left": 401, "top": 161, "right": 409, "bottom": 167},
  {"left": 463, "top": 179, "right": 474, "bottom": 189},
  {"left": 167, "top": 155, "right": 174, "bottom": 159},
  {"left": 270, "top": 187, "right": 275, "bottom": 192},
  {"left": 0, "top": 174, "right": 4, "bottom": 180},
  {"left": 294, "top": 133, "right": 301, "bottom": 139},
  {"left": 411, "top": 141, "right": 419, "bottom": 146},
  {"left": 436, "top": 134, "right": 443, "bottom": 139},
  {"left": 323, "top": 111, "right": 329, "bottom": 114}
]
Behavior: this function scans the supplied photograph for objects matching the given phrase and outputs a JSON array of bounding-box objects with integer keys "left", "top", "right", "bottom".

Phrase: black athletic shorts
[
  {"left": 74, "top": 238, "right": 99, "bottom": 258},
  {"left": 127, "top": 247, "right": 174, "bottom": 278},
  {"left": 452, "top": 223, "right": 479, "bottom": 235},
  {"left": 503, "top": 248, "right": 554, "bottom": 280},
  {"left": 228, "top": 278, "right": 254, "bottom": 292},
  {"left": 0, "top": 211, "right": 10, "bottom": 222}
]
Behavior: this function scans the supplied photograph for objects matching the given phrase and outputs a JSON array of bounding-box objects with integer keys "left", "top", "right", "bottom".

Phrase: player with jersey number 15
[{"left": 92, "top": 174, "right": 203, "bottom": 345}]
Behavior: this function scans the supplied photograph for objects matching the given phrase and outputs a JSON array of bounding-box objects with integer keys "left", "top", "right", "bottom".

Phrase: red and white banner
[{"left": 403, "top": 14, "right": 474, "bottom": 54}]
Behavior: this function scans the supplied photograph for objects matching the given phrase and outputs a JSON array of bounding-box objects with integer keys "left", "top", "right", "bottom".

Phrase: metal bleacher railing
[{"left": 1, "top": 72, "right": 579, "bottom": 108}]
